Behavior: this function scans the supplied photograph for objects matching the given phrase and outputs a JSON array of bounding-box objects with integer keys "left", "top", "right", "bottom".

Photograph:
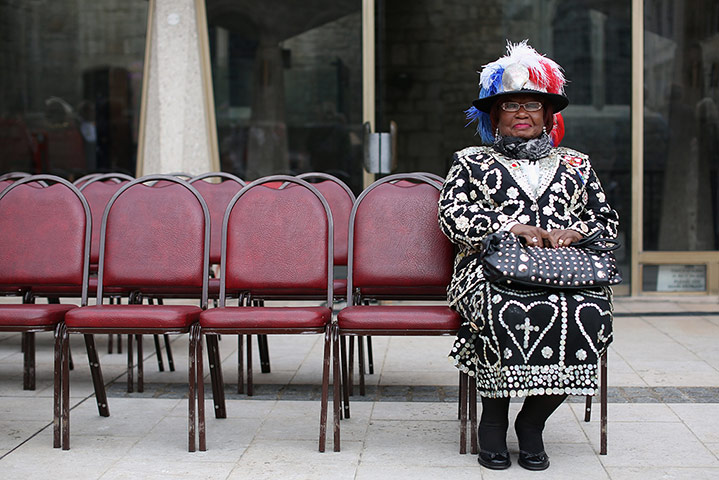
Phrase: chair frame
[
  {"left": 56, "top": 174, "right": 210, "bottom": 451},
  {"left": 333, "top": 173, "right": 469, "bottom": 452},
  {"left": 583, "top": 351, "right": 608, "bottom": 454},
  {"left": 0, "top": 174, "right": 108, "bottom": 448},
  {"left": 78, "top": 173, "right": 136, "bottom": 355},
  {"left": 196, "top": 174, "right": 338, "bottom": 452}
]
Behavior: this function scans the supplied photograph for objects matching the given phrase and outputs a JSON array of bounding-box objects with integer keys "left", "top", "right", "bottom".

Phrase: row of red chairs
[{"left": 0, "top": 171, "right": 471, "bottom": 454}]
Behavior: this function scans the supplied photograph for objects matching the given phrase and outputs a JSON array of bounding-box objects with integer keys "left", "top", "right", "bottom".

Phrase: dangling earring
[
  {"left": 542, "top": 126, "right": 548, "bottom": 136},
  {"left": 494, "top": 127, "right": 500, "bottom": 141}
]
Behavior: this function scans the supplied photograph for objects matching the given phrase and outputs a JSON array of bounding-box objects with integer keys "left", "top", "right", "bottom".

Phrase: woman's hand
[
  {"left": 545, "top": 229, "right": 583, "bottom": 248},
  {"left": 509, "top": 224, "right": 551, "bottom": 247}
]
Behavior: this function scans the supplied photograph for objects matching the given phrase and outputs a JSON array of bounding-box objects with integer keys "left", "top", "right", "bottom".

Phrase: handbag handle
[{"left": 573, "top": 231, "right": 621, "bottom": 252}]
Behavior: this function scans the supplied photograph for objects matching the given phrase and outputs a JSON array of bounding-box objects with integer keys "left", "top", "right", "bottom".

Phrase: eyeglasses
[{"left": 500, "top": 101, "right": 543, "bottom": 112}]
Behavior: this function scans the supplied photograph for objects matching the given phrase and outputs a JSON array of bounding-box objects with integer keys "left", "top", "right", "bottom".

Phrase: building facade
[{"left": 1, "top": 0, "right": 719, "bottom": 296}]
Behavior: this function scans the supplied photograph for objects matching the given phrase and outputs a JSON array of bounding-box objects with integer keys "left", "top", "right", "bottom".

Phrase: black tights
[{"left": 479, "top": 394, "right": 567, "bottom": 454}]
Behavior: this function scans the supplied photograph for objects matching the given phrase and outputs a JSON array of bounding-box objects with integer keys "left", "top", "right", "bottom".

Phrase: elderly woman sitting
[{"left": 439, "top": 41, "right": 619, "bottom": 471}]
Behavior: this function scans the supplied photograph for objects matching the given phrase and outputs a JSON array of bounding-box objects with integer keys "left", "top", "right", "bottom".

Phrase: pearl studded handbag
[{"left": 480, "top": 231, "right": 622, "bottom": 289}]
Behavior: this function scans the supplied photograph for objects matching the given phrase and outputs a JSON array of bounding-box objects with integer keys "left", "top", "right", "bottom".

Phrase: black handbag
[{"left": 480, "top": 231, "right": 622, "bottom": 289}]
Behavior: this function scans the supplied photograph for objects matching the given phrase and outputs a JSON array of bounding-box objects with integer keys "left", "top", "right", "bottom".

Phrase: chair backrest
[
  {"left": 79, "top": 173, "right": 134, "bottom": 265},
  {"left": 0, "top": 175, "right": 91, "bottom": 302},
  {"left": 297, "top": 172, "right": 355, "bottom": 266},
  {"left": 189, "top": 172, "right": 246, "bottom": 264},
  {"left": 1, "top": 172, "right": 36, "bottom": 194},
  {"left": 415, "top": 172, "right": 445, "bottom": 186},
  {"left": 151, "top": 172, "right": 193, "bottom": 188},
  {"left": 347, "top": 173, "right": 453, "bottom": 300},
  {"left": 97, "top": 175, "right": 210, "bottom": 307},
  {"left": 0, "top": 171, "right": 31, "bottom": 182},
  {"left": 220, "top": 175, "right": 333, "bottom": 305},
  {"left": 73, "top": 173, "right": 103, "bottom": 188}
]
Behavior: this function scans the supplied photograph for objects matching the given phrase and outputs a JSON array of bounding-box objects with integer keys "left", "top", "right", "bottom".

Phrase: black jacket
[{"left": 438, "top": 145, "right": 619, "bottom": 306}]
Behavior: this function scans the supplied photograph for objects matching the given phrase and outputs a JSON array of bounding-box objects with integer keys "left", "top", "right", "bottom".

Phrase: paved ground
[{"left": 1, "top": 296, "right": 719, "bottom": 479}]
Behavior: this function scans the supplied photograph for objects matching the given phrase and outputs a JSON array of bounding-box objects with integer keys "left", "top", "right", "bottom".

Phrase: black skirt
[{"left": 449, "top": 281, "right": 613, "bottom": 398}]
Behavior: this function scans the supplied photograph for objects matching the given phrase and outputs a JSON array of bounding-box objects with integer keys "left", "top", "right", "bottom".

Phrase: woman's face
[{"left": 494, "top": 94, "right": 546, "bottom": 140}]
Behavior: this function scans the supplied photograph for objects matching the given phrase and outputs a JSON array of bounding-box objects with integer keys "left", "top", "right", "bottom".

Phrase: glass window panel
[
  {"left": 644, "top": 0, "right": 719, "bottom": 251},
  {"left": 0, "top": 1, "right": 148, "bottom": 178},
  {"left": 206, "top": 1, "right": 364, "bottom": 193},
  {"left": 377, "top": 0, "right": 631, "bottom": 288}
]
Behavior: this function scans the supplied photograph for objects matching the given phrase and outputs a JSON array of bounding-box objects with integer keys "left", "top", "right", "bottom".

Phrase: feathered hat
[{"left": 466, "top": 40, "right": 568, "bottom": 145}]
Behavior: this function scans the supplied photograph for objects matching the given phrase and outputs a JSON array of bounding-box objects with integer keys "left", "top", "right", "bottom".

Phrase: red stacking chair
[
  {"left": 0, "top": 174, "right": 87, "bottom": 391},
  {"left": 0, "top": 175, "right": 107, "bottom": 448},
  {"left": 296, "top": 172, "right": 378, "bottom": 390},
  {"left": 333, "top": 173, "right": 469, "bottom": 452},
  {"left": 196, "top": 175, "right": 337, "bottom": 452},
  {"left": 238, "top": 172, "right": 356, "bottom": 393},
  {"left": 189, "top": 172, "right": 246, "bottom": 301},
  {"left": 56, "top": 175, "right": 210, "bottom": 451},
  {"left": 79, "top": 174, "right": 136, "bottom": 351}
]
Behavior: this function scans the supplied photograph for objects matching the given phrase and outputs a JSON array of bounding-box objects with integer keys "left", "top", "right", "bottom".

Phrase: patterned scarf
[{"left": 492, "top": 132, "right": 552, "bottom": 162}]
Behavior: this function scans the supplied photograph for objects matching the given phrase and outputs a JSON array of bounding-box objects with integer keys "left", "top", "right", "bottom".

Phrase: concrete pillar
[{"left": 137, "top": 0, "right": 219, "bottom": 176}]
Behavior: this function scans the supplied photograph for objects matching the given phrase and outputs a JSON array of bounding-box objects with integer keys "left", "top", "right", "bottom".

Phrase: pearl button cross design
[{"left": 515, "top": 317, "right": 540, "bottom": 349}]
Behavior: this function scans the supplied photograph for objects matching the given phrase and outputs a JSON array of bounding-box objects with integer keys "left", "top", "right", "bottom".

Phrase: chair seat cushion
[
  {"left": 200, "top": 306, "right": 332, "bottom": 330},
  {"left": 209, "top": 278, "right": 220, "bottom": 296},
  {"left": 337, "top": 305, "right": 461, "bottom": 331},
  {"left": 0, "top": 304, "right": 77, "bottom": 327},
  {"left": 32, "top": 278, "right": 128, "bottom": 296},
  {"left": 333, "top": 278, "right": 347, "bottom": 298},
  {"left": 65, "top": 304, "right": 201, "bottom": 329},
  {"left": 356, "top": 285, "right": 448, "bottom": 298}
]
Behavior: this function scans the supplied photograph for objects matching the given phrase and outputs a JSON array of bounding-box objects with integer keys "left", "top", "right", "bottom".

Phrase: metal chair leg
[
  {"left": 348, "top": 336, "right": 354, "bottom": 396},
  {"left": 459, "top": 372, "right": 468, "bottom": 454},
  {"left": 206, "top": 334, "right": 226, "bottom": 418},
  {"left": 164, "top": 334, "right": 175, "bottom": 371},
  {"left": 332, "top": 326, "right": 342, "bottom": 451},
  {"left": 153, "top": 334, "right": 165, "bottom": 372},
  {"left": 357, "top": 336, "right": 366, "bottom": 396},
  {"left": 188, "top": 327, "right": 197, "bottom": 452},
  {"left": 136, "top": 334, "right": 144, "bottom": 393},
  {"left": 469, "top": 375, "right": 477, "bottom": 454},
  {"left": 366, "top": 336, "right": 374, "bottom": 374},
  {"left": 340, "top": 335, "right": 350, "bottom": 419},
  {"left": 23, "top": 332, "right": 35, "bottom": 390},
  {"left": 319, "top": 325, "right": 331, "bottom": 452},
  {"left": 127, "top": 334, "right": 134, "bottom": 393},
  {"left": 84, "top": 334, "right": 109, "bottom": 417},
  {"left": 61, "top": 327, "right": 70, "bottom": 450},
  {"left": 237, "top": 335, "right": 245, "bottom": 394},
  {"left": 196, "top": 326, "right": 206, "bottom": 452},
  {"left": 53, "top": 323, "right": 64, "bottom": 448},
  {"left": 600, "top": 351, "right": 608, "bottom": 455},
  {"left": 247, "top": 334, "right": 254, "bottom": 396},
  {"left": 258, "top": 334, "right": 271, "bottom": 373}
]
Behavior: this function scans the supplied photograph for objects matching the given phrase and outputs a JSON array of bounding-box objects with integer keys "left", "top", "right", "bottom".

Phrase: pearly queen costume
[{"left": 440, "top": 41, "right": 619, "bottom": 399}]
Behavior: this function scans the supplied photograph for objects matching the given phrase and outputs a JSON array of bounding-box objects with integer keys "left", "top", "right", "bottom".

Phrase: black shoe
[
  {"left": 478, "top": 450, "right": 511, "bottom": 470},
  {"left": 518, "top": 450, "right": 550, "bottom": 471}
]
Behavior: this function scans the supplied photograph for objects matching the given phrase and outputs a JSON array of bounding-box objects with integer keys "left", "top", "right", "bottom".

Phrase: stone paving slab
[{"left": 2, "top": 297, "right": 719, "bottom": 478}]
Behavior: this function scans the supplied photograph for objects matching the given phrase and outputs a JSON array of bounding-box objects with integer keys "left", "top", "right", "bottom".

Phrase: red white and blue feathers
[{"left": 466, "top": 40, "right": 567, "bottom": 145}]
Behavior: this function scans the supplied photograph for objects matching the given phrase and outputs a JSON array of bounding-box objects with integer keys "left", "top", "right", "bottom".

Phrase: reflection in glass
[
  {"left": 206, "top": 0, "right": 363, "bottom": 193},
  {"left": 0, "top": 1, "right": 147, "bottom": 178},
  {"left": 644, "top": 0, "right": 719, "bottom": 251},
  {"left": 377, "top": 0, "right": 631, "bottom": 285}
]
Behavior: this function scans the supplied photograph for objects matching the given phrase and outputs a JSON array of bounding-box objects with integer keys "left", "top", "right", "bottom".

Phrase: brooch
[{"left": 564, "top": 155, "right": 584, "bottom": 167}]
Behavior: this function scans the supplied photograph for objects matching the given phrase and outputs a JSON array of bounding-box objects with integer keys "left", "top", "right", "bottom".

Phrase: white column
[{"left": 137, "top": 0, "right": 218, "bottom": 176}]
